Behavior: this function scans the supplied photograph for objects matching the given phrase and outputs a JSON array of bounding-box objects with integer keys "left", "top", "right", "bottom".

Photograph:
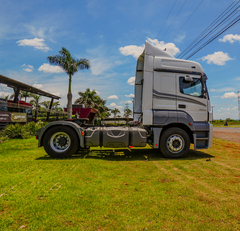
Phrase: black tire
[
  {"left": 43, "top": 126, "right": 79, "bottom": 158},
  {"left": 160, "top": 127, "right": 190, "bottom": 158}
]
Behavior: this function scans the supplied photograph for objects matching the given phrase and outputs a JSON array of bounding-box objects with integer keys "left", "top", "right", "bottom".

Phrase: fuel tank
[{"left": 84, "top": 127, "right": 147, "bottom": 148}]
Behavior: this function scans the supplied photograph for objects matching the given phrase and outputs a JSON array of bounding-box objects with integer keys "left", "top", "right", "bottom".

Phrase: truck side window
[{"left": 179, "top": 77, "right": 203, "bottom": 98}]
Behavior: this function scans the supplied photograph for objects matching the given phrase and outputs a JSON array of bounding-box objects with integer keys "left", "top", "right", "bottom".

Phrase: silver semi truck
[{"left": 36, "top": 41, "right": 213, "bottom": 158}]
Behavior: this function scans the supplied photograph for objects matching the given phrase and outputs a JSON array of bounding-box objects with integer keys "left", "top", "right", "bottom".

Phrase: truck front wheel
[
  {"left": 160, "top": 128, "right": 190, "bottom": 158},
  {"left": 43, "top": 126, "right": 79, "bottom": 158}
]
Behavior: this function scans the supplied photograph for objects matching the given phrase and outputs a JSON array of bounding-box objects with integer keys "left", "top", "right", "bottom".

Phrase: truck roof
[{"left": 140, "top": 41, "right": 204, "bottom": 74}]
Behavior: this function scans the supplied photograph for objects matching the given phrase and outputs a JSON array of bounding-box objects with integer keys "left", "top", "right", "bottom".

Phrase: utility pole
[
  {"left": 211, "top": 106, "right": 214, "bottom": 121},
  {"left": 130, "top": 96, "right": 134, "bottom": 116},
  {"left": 238, "top": 91, "right": 240, "bottom": 121}
]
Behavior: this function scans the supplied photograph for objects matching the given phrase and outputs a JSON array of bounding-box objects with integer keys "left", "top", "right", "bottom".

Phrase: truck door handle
[{"left": 178, "top": 104, "right": 186, "bottom": 109}]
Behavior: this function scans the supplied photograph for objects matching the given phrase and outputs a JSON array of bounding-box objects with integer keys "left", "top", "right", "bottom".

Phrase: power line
[
  {"left": 185, "top": 14, "right": 240, "bottom": 59},
  {"left": 178, "top": 0, "right": 239, "bottom": 58},
  {"left": 171, "top": 0, "right": 204, "bottom": 42},
  {"left": 161, "top": 0, "right": 188, "bottom": 41},
  {"left": 178, "top": 0, "right": 240, "bottom": 59},
  {"left": 156, "top": 0, "right": 178, "bottom": 39}
]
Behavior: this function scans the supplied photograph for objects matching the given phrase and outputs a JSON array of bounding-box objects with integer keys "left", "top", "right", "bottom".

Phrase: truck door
[
  {"left": 153, "top": 72, "right": 177, "bottom": 110},
  {"left": 176, "top": 74, "right": 208, "bottom": 122}
]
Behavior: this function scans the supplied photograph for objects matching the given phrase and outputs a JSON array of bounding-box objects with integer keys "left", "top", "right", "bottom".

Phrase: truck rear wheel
[
  {"left": 43, "top": 126, "right": 79, "bottom": 158},
  {"left": 160, "top": 127, "right": 190, "bottom": 158}
]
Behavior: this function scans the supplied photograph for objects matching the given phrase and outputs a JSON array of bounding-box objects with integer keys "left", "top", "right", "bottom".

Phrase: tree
[
  {"left": 29, "top": 94, "right": 42, "bottom": 121},
  {"left": 47, "top": 48, "right": 90, "bottom": 119},
  {"left": 75, "top": 88, "right": 99, "bottom": 108},
  {"left": 124, "top": 108, "right": 132, "bottom": 118},
  {"left": 40, "top": 101, "right": 60, "bottom": 110},
  {"left": 111, "top": 108, "right": 120, "bottom": 118},
  {"left": 96, "top": 98, "right": 110, "bottom": 119},
  {"left": 9, "top": 90, "right": 30, "bottom": 102},
  {"left": 20, "top": 91, "right": 31, "bottom": 102},
  {"left": 75, "top": 88, "right": 110, "bottom": 120}
]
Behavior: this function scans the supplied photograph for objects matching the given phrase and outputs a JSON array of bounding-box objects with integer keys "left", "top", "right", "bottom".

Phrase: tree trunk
[{"left": 67, "top": 92, "right": 72, "bottom": 119}]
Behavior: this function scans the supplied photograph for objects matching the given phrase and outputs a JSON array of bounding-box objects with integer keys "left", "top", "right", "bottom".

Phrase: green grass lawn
[{"left": 0, "top": 137, "right": 239, "bottom": 230}]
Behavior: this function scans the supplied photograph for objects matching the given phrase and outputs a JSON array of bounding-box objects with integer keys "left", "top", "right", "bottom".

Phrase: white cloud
[
  {"left": 202, "top": 51, "right": 233, "bottom": 65},
  {"left": 38, "top": 63, "right": 64, "bottom": 73},
  {"left": 209, "top": 89, "right": 216, "bottom": 92},
  {"left": 219, "top": 34, "right": 240, "bottom": 44},
  {"left": 0, "top": 92, "right": 11, "bottom": 98},
  {"left": 125, "top": 100, "right": 132, "bottom": 104},
  {"left": 107, "top": 95, "right": 119, "bottom": 99},
  {"left": 221, "top": 92, "right": 238, "bottom": 99},
  {"left": 119, "top": 38, "right": 180, "bottom": 59},
  {"left": 236, "top": 77, "right": 240, "bottom": 81},
  {"left": 28, "top": 26, "right": 46, "bottom": 38},
  {"left": 32, "top": 83, "right": 43, "bottom": 89},
  {"left": 16, "top": 38, "right": 50, "bottom": 52},
  {"left": 209, "top": 87, "right": 235, "bottom": 92},
  {"left": 91, "top": 58, "right": 112, "bottom": 75},
  {"left": 119, "top": 44, "right": 145, "bottom": 59},
  {"left": 94, "top": 90, "right": 100, "bottom": 95},
  {"left": 125, "top": 93, "right": 134, "bottom": 98},
  {"left": 108, "top": 102, "right": 123, "bottom": 109},
  {"left": 127, "top": 76, "right": 135, "bottom": 85},
  {"left": 22, "top": 64, "right": 34, "bottom": 72},
  {"left": 52, "top": 92, "right": 61, "bottom": 97}
]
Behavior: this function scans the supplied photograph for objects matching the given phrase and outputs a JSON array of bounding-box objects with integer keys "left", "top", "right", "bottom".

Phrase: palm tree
[
  {"left": 75, "top": 88, "right": 99, "bottom": 108},
  {"left": 75, "top": 88, "right": 110, "bottom": 120},
  {"left": 124, "top": 108, "right": 132, "bottom": 118},
  {"left": 47, "top": 48, "right": 90, "bottom": 119},
  {"left": 111, "top": 108, "right": 120, "bottom": 118},
  {"left": 111, "top": 108, "right": 120, "bottom": 124},
  {"left": 29, "top": 94, "right": 42, "bottom": 121},
  {"left": 40, "top": 101, "right": 60, "bottom": 110},
  {"left": 20, "top": 91, "right": 31, "bottom": 102},
  {"left": 95, "top": 98, "right": 110, "bottom": 119},
  {"left": 9, "top": 90, "right": 30, "bottom": 102}
]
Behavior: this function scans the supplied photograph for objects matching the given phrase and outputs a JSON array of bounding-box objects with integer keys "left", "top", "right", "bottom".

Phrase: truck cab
[{"left": 134, "top": 41, "right": 213, "bottom": 157}]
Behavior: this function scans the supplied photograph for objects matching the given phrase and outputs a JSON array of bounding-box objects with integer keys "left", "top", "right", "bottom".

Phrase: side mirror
[
  {"left": 184, "top": 75, "right": 193, "bottom": 82},
  {"left": 202, "top": 88, "right": 207, "bottom": 98}
]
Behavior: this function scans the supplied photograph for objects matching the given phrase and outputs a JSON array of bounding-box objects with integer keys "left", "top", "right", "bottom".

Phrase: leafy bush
[
  {"left": 4, "top": 124, "right": 30, "bottom": 139},
  {"left": 25, "top": 121, "right": 48, "bottom": 135},
  {"left": 0, "top": 130, "right": 8, "bottom": 143}
]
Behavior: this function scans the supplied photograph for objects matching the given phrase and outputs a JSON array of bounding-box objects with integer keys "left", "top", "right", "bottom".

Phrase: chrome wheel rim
[
  {"left": 50, "top": 132, "right": 71, "bottom": 153},
  {"left": 167, "top": 134, "right": 184, "bottom": 153}
]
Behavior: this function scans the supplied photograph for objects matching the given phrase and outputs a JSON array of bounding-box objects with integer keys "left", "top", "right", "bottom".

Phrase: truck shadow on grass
[{"left": 37, "top": 148, "right": 215, "bottom": 161}]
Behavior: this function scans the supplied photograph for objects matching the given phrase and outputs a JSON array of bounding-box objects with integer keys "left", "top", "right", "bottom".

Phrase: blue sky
[{"left": 0, "top": 0, "right": 240, "bottom": 119}]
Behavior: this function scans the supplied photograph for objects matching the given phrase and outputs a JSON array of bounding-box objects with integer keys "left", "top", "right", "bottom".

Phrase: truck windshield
[{"left": 179, "top": 77, "right": 203, "bottom": 98}]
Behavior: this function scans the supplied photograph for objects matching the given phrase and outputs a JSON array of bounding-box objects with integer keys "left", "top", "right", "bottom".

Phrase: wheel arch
[
  {"left": 38, "top": 122, "right": 83, "bottom": 148},
  {"left": 160, "top": 123, "right": 193, "bottom": 144}
]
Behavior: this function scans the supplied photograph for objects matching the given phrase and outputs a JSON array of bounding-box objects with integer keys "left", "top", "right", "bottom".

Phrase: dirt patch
[{"left": 213, "top": 128, "right": 240, "bottom": 144}]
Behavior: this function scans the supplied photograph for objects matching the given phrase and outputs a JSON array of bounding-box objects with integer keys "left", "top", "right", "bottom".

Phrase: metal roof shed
[{"left": 0, "top": 74, "right": 61, "bottom": 121}]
